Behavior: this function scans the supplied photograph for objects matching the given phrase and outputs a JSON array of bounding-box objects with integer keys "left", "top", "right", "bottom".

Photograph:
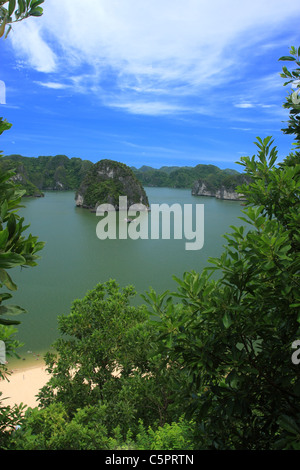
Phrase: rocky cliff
[
  {"left": 75, "top": 159, "right": 149, "bottom": 210},
  {"left": 192, "top": 178, "right": 247, "bottom": 201},
  {"left": 10, "top": 164, "right": 44, "bottom": 197}
]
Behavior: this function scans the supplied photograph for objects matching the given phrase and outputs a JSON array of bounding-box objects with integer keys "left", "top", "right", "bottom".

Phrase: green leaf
[
  {"left": 29, "top": 6, "right": 43, "bottom": 16},
  {"left": 0, "top": 118, "right": 12, "bottom": 135},
  {"left": 0, "top": 228, "right": 8, "bottom": 249},
  {"left": 0, "top": 20, "right": 6, "bottom": 38},
  {"left": 0, "top": 293, "right": 13, "bottom": 301},
  {"left": 8, "top": 0, "right": 16, "bottom": 16},
  {"left": 0, "top": 317, "right": 20, "bottom": 325},
  {"left": 4, "top": 24, "right": 12, "bottom": 39},
  {"left": 7, "top": 213, "right": 16, "bottom": 237},
  {"left": 17, "top": 0, "right": 26, "bottom": 15},
  {"left": 0, "top": 268, "right": 17, "bottom": 290},
  {"left": 278, "top": 415, "right": 300, "bottom": 434},
  {"left": 0, "top": 252, "right": 25, "bottom": 269},
  {"left": 0, "top": 304, "right": 26, "bottom": 316},
  {"left": 279, "top": 56, "right": 297, "bottom": 61},
  {"left": 30, "top": 0, "right": 44, "bottom": 8},
  {"left": 222, "top": 312, "right": 233, "bottom": 329}
]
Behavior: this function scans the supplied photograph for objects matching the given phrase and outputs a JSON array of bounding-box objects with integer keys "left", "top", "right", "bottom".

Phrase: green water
[{"left": 7, "top": 187, "right": 245, "bottom": 363}]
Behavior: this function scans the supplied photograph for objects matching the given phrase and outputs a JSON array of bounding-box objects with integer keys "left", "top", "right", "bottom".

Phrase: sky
[{"left": 0, "top": 0, "right": 300, "bottom": 170}]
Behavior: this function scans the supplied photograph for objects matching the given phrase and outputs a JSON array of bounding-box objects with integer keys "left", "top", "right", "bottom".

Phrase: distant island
[
  {"left": 0, "top": 154, "right": 93, "bottom": 197},
  {"left": 132, "top": 164, "right": 248, "bottom": 200},
  {"left": 75, "top": 159, "right": 149, "bottom": 210},
  {"left": 0, "top": 154, "right": 247, "bottom": 201}
]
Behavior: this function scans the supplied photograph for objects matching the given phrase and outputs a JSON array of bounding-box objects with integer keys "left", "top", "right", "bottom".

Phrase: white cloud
[
  {"left": 8, "top": 0, "right": 300, "bottom": 115},
  {"left": 234, "top": 103, "right": 255, "bottom": 109},
  {"left": 109, "top": 100, "right": 196, "bottom": 116},
  {"left": 10, "top": 21, "right": 56, "bottom": 73},
  {"left": 34, "top": 81, "right": 69, "bottom": 89}
]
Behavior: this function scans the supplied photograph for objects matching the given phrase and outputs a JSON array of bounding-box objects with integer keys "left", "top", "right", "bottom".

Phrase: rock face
[
  {"left": 11, "top": 165, "right": 44, "bottom": 197},
  {"left": 75, "top": 159, "right": 149, "bottom": 210},
  {"left": 192, "top": 179, "right": 246, "bottom": 201}
]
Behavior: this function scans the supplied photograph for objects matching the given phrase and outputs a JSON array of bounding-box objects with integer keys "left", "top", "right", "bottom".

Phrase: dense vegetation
[
  {"left": 0, "top": 46, "right": 299, "bottom": 450},
  {"left": 132, "top": 163, "right": 242, "bottom": 190},
  {"left": 76, "top": 159, "right": 149, "bottom": 209},
  {"left": 0, "top": 154, "right": 245, "bottom": 199},
  {"left": 0, "top": 117, "right": 45, "bottom": 442},
  {"left": 0, "top": 154, "right": 93, "bottom": 196}
]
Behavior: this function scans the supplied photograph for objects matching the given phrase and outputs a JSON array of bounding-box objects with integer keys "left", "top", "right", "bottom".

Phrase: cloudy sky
[{"left": 1, "top": 0, "right": 300, "bottom": 169}]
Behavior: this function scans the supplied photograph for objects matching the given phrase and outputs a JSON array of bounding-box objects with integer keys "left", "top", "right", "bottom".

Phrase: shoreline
[{"left": 0, "top": 359, "right": 50, "bottom": 409}]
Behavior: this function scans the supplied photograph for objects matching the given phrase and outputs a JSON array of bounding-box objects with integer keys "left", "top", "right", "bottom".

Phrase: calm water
[{"left": 7, "top": 187, "right": 245, "bottom": 363}]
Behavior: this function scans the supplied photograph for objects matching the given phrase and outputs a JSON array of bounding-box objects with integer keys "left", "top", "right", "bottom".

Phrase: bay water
[{"left": 6, "top": 187, "right": 245, "bottom": 365}]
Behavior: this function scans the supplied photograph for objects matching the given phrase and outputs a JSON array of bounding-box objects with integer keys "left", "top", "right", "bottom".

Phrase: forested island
[
  {"left": 0, "top": 154, "right": 93, "bottom": 196},
  {"left": 75, "top": 159, "right": 149, "bottom": 210},
  {"left": 0, "top": 154, "right": 246, "bottom": 201}
]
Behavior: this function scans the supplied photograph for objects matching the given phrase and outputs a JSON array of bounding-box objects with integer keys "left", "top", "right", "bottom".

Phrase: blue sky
[{"left": 1, "top": 0, "right": 300, "bottom": 170}]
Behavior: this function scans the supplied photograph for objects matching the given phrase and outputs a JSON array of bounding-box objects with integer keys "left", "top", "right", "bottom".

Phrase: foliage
[
  {"left": 133, "top": 416, "right": 195, "bottom": 450},
  {"left": 0, "top": 118, "right": 45, "bottom": 446},
  {"left": 0, "top": 398, "right": 26, "bottom": 449},
  {"left": 0, "top": 155, "right": 244, "bottom": 198},
  {"left": 0, "top": 154, "right": 93, "bottom": 195},
  {"left": 76, "top": 159, "right": 149, "bottom": 209},
  {"left": 37, "top": 280, "right": 182, "bottom": 437},
  {"left": 0, "top": 0, "right": 44, "bottom": 38},
  {"left": 133, "top": 163, "right": 242, "bottom": 190},
  {"left": 7, "top": 402, "right": 195, "bottom": 450},
  {"left": 141, "top": 50, "right": 300, "bottom": 450},
  {"left": 0, "top": 3, "right": 45, "bottom": 450},
  {"left": 0, "top": 119, "right": 45, "bottom": 328},
  {"left": 279, "top": 46, "right": 300, "bottom": 144}
]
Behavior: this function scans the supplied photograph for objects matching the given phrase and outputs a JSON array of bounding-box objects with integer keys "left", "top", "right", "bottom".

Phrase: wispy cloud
[
  {"left": 8, "top": 0, "right": 300, "bottom": 116},
  {"left": 234, "top": 103, "right": 255, "bottom": 109},
  {"left": 34, "top": 81, "right": 70, "bottom": 89},
  {"left": 10, "top": 21, "right": 57, "bottom": 73}
]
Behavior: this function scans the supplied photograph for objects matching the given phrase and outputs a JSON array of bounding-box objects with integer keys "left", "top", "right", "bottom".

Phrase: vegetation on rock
[
  {"left": 75, "top": 159, "right": 149, "bottom": 210},
  {"left": 0, "top": 154, "right": 93, "bottom": 196}
]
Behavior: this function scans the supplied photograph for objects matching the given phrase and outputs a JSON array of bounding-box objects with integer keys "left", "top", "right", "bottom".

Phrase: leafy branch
[{"left": 0, "top": 0, "right": 44, "bottom": 38}]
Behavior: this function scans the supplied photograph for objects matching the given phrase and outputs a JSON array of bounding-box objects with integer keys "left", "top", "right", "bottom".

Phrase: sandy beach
[{"left": 0, "top": 362, "right": 50, "bottom": 409}]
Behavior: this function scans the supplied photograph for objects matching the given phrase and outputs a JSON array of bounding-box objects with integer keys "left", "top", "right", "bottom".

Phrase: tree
[
  {"left": 0, "top": 1, "right": 45, "bottom": 448},
  {"left": 0, "top": 119, "right": 44, "bottom": 328},
  {"left": 0, "top": 0, "right": 44, "bottom": 38},
  {"left": 143, "top": 48, "right": 300, "bottom": 450},
  {"left": 37, "top": 280, "right": 182, "bottom": 438},
  {"left": 0, "top": 0, "right": 45, "bottom": 363},
  {"left": 279, "top": 45, "right": 300, "bottom": 144},
  {"left": 0, "top": 120, "right": 45, "bottom": 449}
]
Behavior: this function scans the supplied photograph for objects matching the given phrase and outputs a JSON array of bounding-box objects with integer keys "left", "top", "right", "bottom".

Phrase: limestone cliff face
[
  {"left": 191, "top": 181, "right": 216, "bottom": 198},
  {"left": 215, "top": 187, "right": 246, "bottom": 201},
  {"left": 192, "top": 180, "right": 246, "bottom": 201},
  {"left": 11, "top": 165, "right": 44, "bottom": 197},
  {"left": 75, "top": 159, "right": 149, "bottom": 210}
]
